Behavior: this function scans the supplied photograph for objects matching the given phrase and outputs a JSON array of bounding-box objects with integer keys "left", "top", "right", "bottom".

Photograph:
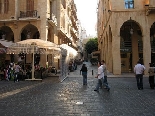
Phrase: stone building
[
  {"left": 0, "top": 0, "right": 78, "bottom": 69},
  {"left": 97, "top": 0, "right": 155, "bottom": 74}
]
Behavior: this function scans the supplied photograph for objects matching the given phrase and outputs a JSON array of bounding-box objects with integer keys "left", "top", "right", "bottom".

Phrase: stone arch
[
  {"left": 120, "top": 19, "right": 143, "bottom": 72},
  {"left": 20, "top": 24, "right": 40, "bottom": 41},
  {"left": 0, "top": 26, "right": 14, "bottom": 42},
  {"left": 150, "top": 22, "right": 155, "bottom": 64}
]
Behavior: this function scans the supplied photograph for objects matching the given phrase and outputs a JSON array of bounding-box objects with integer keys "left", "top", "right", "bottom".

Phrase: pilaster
[{"left": 112, "top": 35, "right": 121, "bottom": 74}]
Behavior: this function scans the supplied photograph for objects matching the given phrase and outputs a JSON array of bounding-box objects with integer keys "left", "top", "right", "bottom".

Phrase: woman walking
[{"left": 80, "top": 64, "right": 88, "bottom": 85}]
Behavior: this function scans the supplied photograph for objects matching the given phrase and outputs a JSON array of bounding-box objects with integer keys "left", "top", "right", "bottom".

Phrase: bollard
[{"left": 92, "top": 70, "right": 93, "bottom": 75}]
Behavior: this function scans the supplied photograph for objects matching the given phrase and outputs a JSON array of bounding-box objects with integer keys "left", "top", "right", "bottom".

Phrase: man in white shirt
[
  {"left": 94, "top": 61, "right": 104, "bottom": 92},
  {"left": 134, "top": 61, "right": 145, "bottom": 90},
  {"left": 101, "top": 60, "right": 110, "bottom": 91}
]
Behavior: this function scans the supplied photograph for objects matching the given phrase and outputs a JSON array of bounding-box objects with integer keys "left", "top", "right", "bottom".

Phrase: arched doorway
[
  {"left": 21, "top": 24, "right": 40, "bottom": 40},
  {"left": 150, "top": 22, "right": 155, "bottom": 64},
  {"left": 120, "top": 19, "right": 143, "bottom": 72},
  {"left": 0, "top": 26, "right": 14, "bottom": 66}
]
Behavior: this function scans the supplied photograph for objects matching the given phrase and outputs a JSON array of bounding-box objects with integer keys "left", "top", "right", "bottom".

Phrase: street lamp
[{"left": 130, "top": 18, "right": 134, "bottom": 35}]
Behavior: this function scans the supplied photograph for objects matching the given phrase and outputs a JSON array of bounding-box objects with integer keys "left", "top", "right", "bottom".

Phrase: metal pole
[
  {"left": 32, "top": 45, "right": 35, "bottom": 79},
  {"left": 92, "top": 70, "right": 93, "bottom": 75}
]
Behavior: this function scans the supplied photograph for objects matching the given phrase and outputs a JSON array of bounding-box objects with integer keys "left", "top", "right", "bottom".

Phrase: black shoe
[{"left": 94, "top": 89, "right": 99, "bottom": 92}]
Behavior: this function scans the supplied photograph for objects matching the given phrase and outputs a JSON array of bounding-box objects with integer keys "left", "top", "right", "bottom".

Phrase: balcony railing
[
  {"left": 120, "top": 40, "right": 143, "bottom": 52},
  {"left": 20, "top": 10, "right": 37, "bottom": 18}
]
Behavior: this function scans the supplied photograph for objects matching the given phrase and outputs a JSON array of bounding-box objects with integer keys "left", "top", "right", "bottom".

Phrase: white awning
[
  {"left": 60, "top": 44, "right": 77, "bottom": 57},
  {"left": 0, "top": 39, "right": 13, "bottom": 47},
  {"left": 7, "top": 39, "right": 61, "bottom": 55}
]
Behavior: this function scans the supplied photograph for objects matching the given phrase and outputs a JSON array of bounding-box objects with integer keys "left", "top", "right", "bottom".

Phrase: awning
[
  {"left": 0, "top": 39, "right": 13, "bottom": 47},
  {"left": 7, "top": 39, "right": 61, "bottom": 80},
  {"left": 7, "top": 39, "right": 61, "bottom": 55},
  {"left": 92, "top": 51, "right": 100, "bottom": 55},
  {"left": 60, "top": 44, "right": 77, "bottom": 57}
]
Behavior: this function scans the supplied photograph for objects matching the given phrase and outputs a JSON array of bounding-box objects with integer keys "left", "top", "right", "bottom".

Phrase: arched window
[
  {"left": 26, "top": 0, "right": 34, "bottom": 11},
  {"left": 125, "top": 0, "right": 134, "bottom": 9},
  {"left": 4, "top": 0, "right": 9, "bottom": 13}
]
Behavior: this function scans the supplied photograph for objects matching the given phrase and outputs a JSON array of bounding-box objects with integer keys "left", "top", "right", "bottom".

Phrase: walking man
[
  {"left": 148, "top": 63, "right": 154, "bottom": 89},
  {"left": 80, "top": 64, "right": 88, "bottom": 85},
  {"left": 101, "top": 60, "right": 110, "bottom": 91},
  {"left": 94, "top": 61, "right": 104, "bottom": 92},
  {"left": 134, "top": 61, "right": 145, "bottom": 90}
]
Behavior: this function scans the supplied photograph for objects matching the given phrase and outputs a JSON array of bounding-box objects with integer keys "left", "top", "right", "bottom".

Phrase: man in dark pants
[
  {"left": 134, "top": 61, "right": 145, "bottom": 90},
  {"left": 101, "top": 60, "right": 110, "bottom": 91}
]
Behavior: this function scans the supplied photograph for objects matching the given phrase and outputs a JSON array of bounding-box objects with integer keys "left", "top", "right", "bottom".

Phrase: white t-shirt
[
  {"left": 98, "top": 65, "right": 104, "bottom": 79},
  {"left": 134, "top": 63, "right": 145, "bottom": 74}
]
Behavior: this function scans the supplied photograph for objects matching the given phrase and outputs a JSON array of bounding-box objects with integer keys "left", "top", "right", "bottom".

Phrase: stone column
[
  {"left": 143, "top": 34, "right": 151, "bottom": 74},
  {"left": 15, "top": 0, "right": 18, "bottom": 19},
  {"left": 131, "top": 33, "right": 139, "bottom": 69},
  {"left": 13, "top": 26, "right": 20, "bottom": 63},
  {"left": 112, "top": 35, "right": 121, "bottom": 74}
]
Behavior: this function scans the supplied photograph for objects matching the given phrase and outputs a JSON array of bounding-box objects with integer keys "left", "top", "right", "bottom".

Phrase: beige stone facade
[
  {"left": 0, "top": 0, "right": 78, "bottom": 69},
  {"left": 97, "top": 0, "right": 155, "bottom": 74}
]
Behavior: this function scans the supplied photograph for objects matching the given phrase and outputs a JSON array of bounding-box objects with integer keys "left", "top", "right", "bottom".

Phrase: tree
[{"left": 85, "top": 38, "right": 98, "bottom": 54}]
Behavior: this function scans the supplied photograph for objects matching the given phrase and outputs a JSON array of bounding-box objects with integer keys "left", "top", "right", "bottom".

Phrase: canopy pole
[{"left": 32, "top": 45, "right": 35, "bottom": 79}]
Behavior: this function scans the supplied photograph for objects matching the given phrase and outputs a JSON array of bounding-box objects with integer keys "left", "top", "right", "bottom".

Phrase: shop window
[{"left": 125, "top": 0, "right": 134, "bottom": 9}]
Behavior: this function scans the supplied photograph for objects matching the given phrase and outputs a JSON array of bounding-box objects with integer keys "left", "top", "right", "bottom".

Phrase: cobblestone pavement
[{"left": 0, "top": 62, "right": 155, "bottom": 116}]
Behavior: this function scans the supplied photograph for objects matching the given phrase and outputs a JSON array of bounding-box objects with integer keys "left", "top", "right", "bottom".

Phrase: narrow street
[{"left": 0, "top": 62, "right": 155, "bottom": 116}]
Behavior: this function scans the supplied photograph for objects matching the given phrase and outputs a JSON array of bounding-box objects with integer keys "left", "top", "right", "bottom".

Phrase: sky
[{"left": 74, "top": 0, "right": 98, "bottom": 37}]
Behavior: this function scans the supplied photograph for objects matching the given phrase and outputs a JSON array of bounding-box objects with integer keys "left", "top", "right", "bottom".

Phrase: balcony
[
  {"left": 19, "top": 10, "right": 38, "bottom": 20},
  {"left": 145, "top": 0, "right": 155, "bottom": 15},
  {"left": 47, "top": 13, "right": 57, "bottom": 26}
]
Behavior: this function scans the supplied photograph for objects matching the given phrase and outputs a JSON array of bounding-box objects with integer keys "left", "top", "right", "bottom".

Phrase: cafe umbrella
[{"left": 7, "top": 39, "right": 61, "bottom": 80}]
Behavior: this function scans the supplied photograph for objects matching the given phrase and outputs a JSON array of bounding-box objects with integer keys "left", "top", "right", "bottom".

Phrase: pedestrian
[
  {"left": 134, "top": 61, "right": 145, "bottom": 90},
  {"left": 101, "top": 60, "right": 110, "bottom": 91},
  {"left": 94, "top": 61, "right": 104, "bottom": 92},
  {"left": 148, "top": 63, "right": 154, "bottom": 89},
  {"left": 80, "top": 63, "right": 88, "bottom": 85},
  {"left": 14, "top": 63, "right": 21, "bottom": 82}
]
